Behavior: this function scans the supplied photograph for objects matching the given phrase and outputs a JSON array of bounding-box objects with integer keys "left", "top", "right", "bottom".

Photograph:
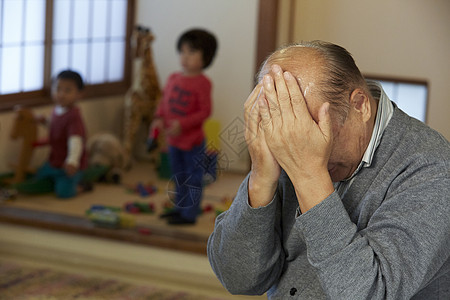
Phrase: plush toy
[{"left": 87, "top": 133, "right": 127, "bottom": 184}]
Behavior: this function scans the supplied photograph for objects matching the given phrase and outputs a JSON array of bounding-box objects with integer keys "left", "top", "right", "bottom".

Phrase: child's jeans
[{"left": 168, "top": 141, "right": 205, "bottom": 222}]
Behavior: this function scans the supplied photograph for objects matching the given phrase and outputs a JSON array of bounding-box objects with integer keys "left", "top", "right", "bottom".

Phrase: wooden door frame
[{"left": 256, "top": 0, "right": 279, "bottom": 73}]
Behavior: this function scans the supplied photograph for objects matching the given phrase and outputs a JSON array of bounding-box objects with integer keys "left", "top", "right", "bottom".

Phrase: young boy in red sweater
[{"left": 150, "top": 29, "right": 217, "bottom": 225}]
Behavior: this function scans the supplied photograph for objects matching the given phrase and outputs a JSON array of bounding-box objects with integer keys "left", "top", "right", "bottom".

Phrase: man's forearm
[
  {"left": 248, "top": 172, "right": 278, "bottom": 208},
  {"left": 290, "top": 168, "right": 334, "bottom": 213},
  {"left": 208, "top": 175, "right": 283, "bottom": 295}
]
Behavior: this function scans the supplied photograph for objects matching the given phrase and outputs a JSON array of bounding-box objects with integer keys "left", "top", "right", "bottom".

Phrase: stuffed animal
[{"left": 87, "top": 133, "right": 127, "bottom": 184}]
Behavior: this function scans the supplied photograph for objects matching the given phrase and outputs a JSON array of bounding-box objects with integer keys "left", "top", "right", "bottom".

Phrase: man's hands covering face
[
  {"left": 245, "top": 64, "right": 335, "bottom": 212},
  {"left": 258, "top": 64, "right": 333, "bottom": 182}
]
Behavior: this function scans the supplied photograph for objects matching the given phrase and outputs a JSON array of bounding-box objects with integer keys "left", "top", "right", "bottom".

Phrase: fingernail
[
  {"left": 272, "top": 64, "right": 282, "bottom": 74},
  {"left": 283, "top": 71, "right": 292, "bottom": 80}
]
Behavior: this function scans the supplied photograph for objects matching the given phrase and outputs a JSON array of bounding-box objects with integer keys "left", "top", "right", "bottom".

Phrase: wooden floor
[
  {"left": 0, "top": 223, "right": 266, "bottom": 300},
  {"left": 0, "top": 162, "right": 247, "bottom": 255},
  {"left": 0, "top": 163, "right": 269, "bottom": 299}
]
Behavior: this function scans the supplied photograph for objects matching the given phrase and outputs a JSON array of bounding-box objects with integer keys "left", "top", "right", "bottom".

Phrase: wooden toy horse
[{"left": 8, "top": 108, "right": 38, "bottom": 184}]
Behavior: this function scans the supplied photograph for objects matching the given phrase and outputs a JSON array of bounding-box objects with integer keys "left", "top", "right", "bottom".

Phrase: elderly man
[{"left": 207, "top": 41, "right": 449, "bottom": 299}]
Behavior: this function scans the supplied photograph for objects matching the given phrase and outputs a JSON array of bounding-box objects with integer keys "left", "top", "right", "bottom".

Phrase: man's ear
[{"left": 350, "top": 89, "right": 371, "bottom": 122}]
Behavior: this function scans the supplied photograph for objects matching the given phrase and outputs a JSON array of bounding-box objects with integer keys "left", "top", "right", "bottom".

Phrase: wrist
[
  {"left": 64, "top": 159, "right": 79, "bottom": 169},
  {"left": 291, "top": 169, "right": 334, "bottom": 213},
  {"left": 248, "top": 172, "right": 278, "bottom": 208}
]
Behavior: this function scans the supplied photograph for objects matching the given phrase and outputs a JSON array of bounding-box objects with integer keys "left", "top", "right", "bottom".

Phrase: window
[
  {"left": 0, "top": 0, "right": 134, "bottom": 111},
  {"left": 366, "top": 76, "right": 428, "bottom": 123}
]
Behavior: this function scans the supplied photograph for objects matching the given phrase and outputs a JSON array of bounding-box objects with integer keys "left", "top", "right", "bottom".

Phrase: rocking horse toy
[{"left": 5, "top": 107, "right": 39, "bottom": 184}]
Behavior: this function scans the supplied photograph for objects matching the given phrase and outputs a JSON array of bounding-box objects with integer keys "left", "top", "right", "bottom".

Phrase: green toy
[{"left": 85, "top": 204, "right": 135, "bottom": 229}]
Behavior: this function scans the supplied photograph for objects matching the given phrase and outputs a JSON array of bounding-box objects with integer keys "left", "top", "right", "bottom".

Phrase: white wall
[
  {"left": 279, "top": 0, "right": 450, "bottom": 140},
  {"left": 0, "top": 0, "right": 259, "bottom": 175},
  {"left": 136, "top": 0, "right": 259, "bottom": 172}
]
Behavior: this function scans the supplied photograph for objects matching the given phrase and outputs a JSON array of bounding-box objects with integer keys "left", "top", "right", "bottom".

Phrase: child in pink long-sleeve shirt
[{"left": 150, "top": 29, "right": 217, "bottom": 225}]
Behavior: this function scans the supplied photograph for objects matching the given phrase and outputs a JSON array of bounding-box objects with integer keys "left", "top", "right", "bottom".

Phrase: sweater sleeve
[
  {"left": 297, "top": 168, "right": 450, "bottom": 299},
  {"left": 207, "top": 174, "right": 285, "bottom": 295}
]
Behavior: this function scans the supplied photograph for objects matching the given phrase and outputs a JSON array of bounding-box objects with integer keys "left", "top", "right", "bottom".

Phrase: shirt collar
[
  {"left": 343, "top": 80, "right": 394, "bottom": 181},
  {"left": 362, "top": 80, "right": 394, "bottom": 167},
  {"left": 54, "top": 105, "right": 68, "bottom": 116}
]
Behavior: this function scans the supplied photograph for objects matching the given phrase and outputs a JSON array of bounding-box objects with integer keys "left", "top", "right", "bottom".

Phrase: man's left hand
[{"left": 258, "top": 64, "right": 335, "bottom": 212}]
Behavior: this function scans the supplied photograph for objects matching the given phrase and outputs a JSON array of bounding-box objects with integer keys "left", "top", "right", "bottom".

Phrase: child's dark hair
[
  {"left": 56, "top": 70, "right": 84, "bottom": 90},
  {"left": 177, "top": 29, "right": 218, "bottom": 69}
]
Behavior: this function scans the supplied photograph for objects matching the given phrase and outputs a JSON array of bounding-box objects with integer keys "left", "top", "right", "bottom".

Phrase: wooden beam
[{"left": 255, "top": 0, "right": 279, "bottom": 74}]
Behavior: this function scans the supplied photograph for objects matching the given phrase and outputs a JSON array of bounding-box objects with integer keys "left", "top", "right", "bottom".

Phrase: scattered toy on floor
[
  {"left": 161, "top": 201, "right": 175, "bottom": 214},
  {"left": 125, "top": 182, "right": 158, "bottom": 197},
  {"left": 202, "top": 203, "right": 214, "bottom": 214},
  {"left": 85, "top": 204, "right": 135, "bottom": 229},
  {"left": 0, "top": 188, "right": 18, "bottom": 202},
  {"left": 137, "top": 227, "right": 152, "bottom": 235},
  {"left": 215, "top": 195, "right": 234, "bottom": 216},
  {"left": 124, "top": 201, "right": 155, "bottom": 214}
]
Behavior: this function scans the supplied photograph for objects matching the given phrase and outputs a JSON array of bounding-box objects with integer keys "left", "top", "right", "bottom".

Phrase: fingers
[
  {"left": 271, "top": 65, "right": 294, "bottom": 121},
  {"left": 261, "top": 74, "right": 280, "bottom": 119},
  {"left": 257, "top": 93, "right": 272, "bottom": 129},
  {"left": 263, "top": 65, "right": 302, "bottom": 125},
  {"left": 283, "top": 72, "right": 310, "bottom": 122},
  {"left": 244, "top": 83, "right": 262, "bottom": 124},
  {"left": 263, "top": 65, "right": 315, "bottom": 126},
  {"left": 318, "top": 102, "right": 332, "bottom": 141},
  {"left": 244, "top": 84, "right": 263, "bottom": 142}
]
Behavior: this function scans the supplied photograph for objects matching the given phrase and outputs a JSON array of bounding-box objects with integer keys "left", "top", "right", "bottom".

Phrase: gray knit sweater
[{"left": 207, "top": 107, "right": 450, "bottom": 299}]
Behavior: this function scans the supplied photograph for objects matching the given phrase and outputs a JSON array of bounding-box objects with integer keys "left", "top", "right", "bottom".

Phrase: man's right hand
[{"left": 244, "top": 84, "right": 280, "bottom": 208}]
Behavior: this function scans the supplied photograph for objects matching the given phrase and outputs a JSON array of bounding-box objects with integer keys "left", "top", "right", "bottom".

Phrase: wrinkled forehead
[{"left": 258, "top": 46, "right": 325, "bottom": 82}]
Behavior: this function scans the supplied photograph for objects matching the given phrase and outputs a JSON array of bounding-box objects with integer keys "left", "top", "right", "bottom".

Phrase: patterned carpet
[{"left": 0, "top": 262, "right": 224, "bottom": 300}]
